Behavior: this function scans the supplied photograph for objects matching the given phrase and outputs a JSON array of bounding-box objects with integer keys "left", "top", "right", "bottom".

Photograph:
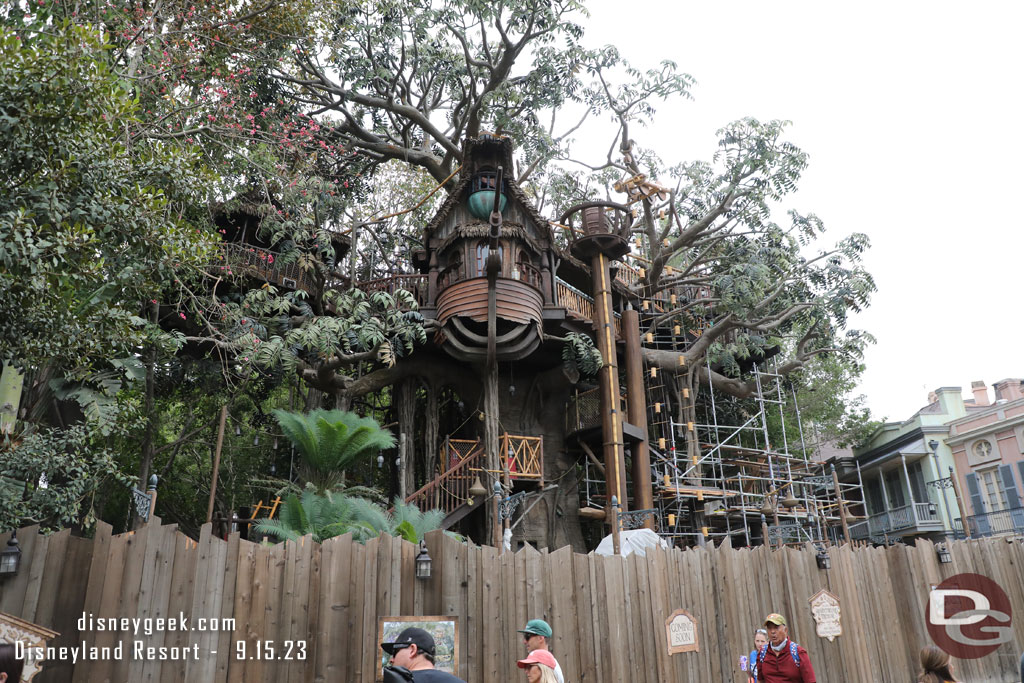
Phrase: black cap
[{"left": 381, "top": 627, "right": 436, "bottom": 657}]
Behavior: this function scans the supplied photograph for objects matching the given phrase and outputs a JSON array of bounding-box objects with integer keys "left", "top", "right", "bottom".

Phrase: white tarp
[{"left": 594, "top": 528, "right": 668, "bottom": 557}]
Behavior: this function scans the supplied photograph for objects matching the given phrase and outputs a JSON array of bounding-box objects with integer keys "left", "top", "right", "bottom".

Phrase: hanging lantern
[
  {"left": 781, "top": 493, "right": 799, "bottom": 508},
  {"left": 760, "top": 498, "right": 774, "bottom": 516},
  {"left": 815, "top": 546, "right": 831, "bottom": 570},
  {"left": 0, "top": 531, "right": 22, "bottom": 577},
  {"left": 415, "top": 541, "right": 432, "bottom": 579},
  {"left": 936, "top": 544, "right": 952, "bottom": 564},
  {"left": 468, "top": 476, "right": 487, "bottom": 505}
]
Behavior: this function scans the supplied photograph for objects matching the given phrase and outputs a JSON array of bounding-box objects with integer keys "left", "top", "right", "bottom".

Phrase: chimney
[
  {"left": 971, "top": 381, "right": 990, "bottom": 406},
  {"left": 934, "top": 387, "right": 966, "bottom": 418},
  {"left": 993, "top": 378, "right": 1024, "bottom": 402}
]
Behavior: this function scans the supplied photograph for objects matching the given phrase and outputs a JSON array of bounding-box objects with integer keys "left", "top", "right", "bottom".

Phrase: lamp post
[{"left": 929, "top": 439, "right": 956, "bottom": 538}]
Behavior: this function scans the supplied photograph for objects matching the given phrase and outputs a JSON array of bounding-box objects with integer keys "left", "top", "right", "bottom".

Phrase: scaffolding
[{"left": 577, "top": 288, "right": 864, "bottom": 549}]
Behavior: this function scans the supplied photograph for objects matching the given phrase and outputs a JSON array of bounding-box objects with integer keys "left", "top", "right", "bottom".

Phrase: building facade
[
  {"left": 945, "top": 379, "right": 1024, "bottom": 537},
  {"left": 848, "top": 387, "right": 969, "bottom": 542}
]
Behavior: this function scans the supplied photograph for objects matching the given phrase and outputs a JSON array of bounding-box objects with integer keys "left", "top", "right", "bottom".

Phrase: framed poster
[{"left": 377, "top": 615, "right": 459, "bottom": 680}]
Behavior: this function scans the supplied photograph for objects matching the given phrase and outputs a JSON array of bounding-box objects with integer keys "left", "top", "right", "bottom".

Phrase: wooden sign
[
  {"left": 0, "top": 611, "right": 59, "bottom": 681},
  {"left": 665, "top": 609, "right": 699, "bottom": 654},
  {"left": 808, "top": 589, "right": 842, "bottom": 641}
]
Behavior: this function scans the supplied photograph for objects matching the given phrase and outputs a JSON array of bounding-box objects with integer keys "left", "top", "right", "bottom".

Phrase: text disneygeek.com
[{"left": 15, "top": 612, "right": 307, "bottom": 663}]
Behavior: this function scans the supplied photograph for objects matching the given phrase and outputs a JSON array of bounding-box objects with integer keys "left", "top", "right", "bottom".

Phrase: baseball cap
[
  {"left": 764, "top": 613, "right": 787, "bottom": 627},
  {"left": 517, "top": 619, "right": 553, "bottom": 638},
  {"left": 381, "top": 627, "right": 436, "bottom": 657},
  {"left": 517, "top": 649, "right": 558, "bottom": 670}
]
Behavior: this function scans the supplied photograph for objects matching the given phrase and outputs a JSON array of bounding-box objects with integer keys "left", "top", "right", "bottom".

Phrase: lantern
[
  {"left": 0, "top": 531, "right": 22, "bottom": 577},
  {"left": 815, "top": 546, "right": 831, "bottom": 570},
  {"left": 415, "top": 541, "right": 432, "bottom": 579}
]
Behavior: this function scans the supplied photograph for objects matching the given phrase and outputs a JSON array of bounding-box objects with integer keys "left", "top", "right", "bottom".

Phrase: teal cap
[{"left": 517, "top": 619, "right": 553, "bottom": 638}]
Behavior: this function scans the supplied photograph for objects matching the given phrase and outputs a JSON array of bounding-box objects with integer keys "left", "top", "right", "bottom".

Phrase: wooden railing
[
  {"left": 216, "top": 243, "right": 318, "bottom": 292},
  {"left": 405, "top": 444, "right": 485, "bottom": 516},
  {"left": 566, "top": 387, "right": 628, "bottom": 435},
  {"left": 354, "top": 274, "right": 428, "bottom": 307},
  {"left": 556, "top": 279, "right": 595, "bottom": 320},
  {"left": 406, "top": 434, "right": 545, "bottom": 517},
  {"left": 502, "top": 433, "right": 543, "bottom": 480},
  {"left": 555, "top": 279, "right": 621, "bottom": 335},
  {"left": 438, "top": 263, "right": 543, "bottom": 293}
]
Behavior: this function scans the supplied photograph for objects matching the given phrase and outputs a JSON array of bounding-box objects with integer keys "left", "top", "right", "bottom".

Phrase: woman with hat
[{"left": 518, "top": 649, "right": 559, "bottom": 683}]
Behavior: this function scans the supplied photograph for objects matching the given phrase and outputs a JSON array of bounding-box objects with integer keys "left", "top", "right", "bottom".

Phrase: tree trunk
[
  {"left": 425, "top": 382, "right": 439, "bottom": 479},
  {"left": 397, "top": 379, "right": 417, "bottom": 499},
  {"left": 483, "top": 363, "right": 501, "bottom": 545}
]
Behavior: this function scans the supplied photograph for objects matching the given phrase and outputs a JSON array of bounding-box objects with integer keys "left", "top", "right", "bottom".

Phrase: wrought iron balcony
[
  {"left": 848, "top": 502, "right": 946, "bottom": 540},
  {"left": 966, "top": 507, "right": 1024, "bottom": 537}
]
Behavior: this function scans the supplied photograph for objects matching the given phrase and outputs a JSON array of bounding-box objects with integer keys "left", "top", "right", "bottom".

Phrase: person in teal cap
[{"left": 517, "top": 619, "right": 564, "bottom": 683}]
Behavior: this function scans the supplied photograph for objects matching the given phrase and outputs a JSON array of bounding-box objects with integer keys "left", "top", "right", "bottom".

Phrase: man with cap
[
  {"left": 755, "top": 613, "right": 816, "bottom": 683},
  {"left": 518, "top": 619, "right": 564, "bottom": 683},
  {"left": 381, "top": 627, "right": 466, "bottom": 682}
]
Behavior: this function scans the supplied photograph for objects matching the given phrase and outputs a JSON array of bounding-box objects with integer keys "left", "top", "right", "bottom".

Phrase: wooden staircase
[
  {"left": 404, "top": 434, "right": 544, "bottom": 530},
  {"left": 405, "top": 441, "right": 486, "bottom": 529}
]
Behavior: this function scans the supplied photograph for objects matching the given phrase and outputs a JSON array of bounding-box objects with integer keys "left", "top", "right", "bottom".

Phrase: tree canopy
[{"left": 0, "top": 0, "right": 876, "bottom": 535}]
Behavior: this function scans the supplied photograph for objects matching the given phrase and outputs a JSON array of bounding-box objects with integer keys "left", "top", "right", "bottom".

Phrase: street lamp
[{"left": 0, "top": 530, "right": 22, "bottom": 577}]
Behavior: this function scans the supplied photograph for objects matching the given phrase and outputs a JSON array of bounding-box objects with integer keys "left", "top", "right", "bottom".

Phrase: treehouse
[
  {"left": 415, "top": 134, "right": 557, "bottom": 362},
  {"left": 211, "top": 194, "right": 352, "bottom": 296}
]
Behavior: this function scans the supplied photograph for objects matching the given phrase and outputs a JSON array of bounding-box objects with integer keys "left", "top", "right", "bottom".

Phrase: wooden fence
[{"left": 2, "top": 522, "right": 1023, "bottom": 682}]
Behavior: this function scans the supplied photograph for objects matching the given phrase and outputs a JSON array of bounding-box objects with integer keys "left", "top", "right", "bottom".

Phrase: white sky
[{"left": 581, "top": 0, "right": 1024, "bottom": 421}]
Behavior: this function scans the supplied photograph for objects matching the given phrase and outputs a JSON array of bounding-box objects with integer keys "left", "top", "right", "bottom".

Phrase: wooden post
[
  {"left": 831, "top": 464, "right": 851, "bottom": 543},
  {"left": 591, "top": 252, "right": 628, "bottom": 530},
  {"left": 206, "top": 405, "right": 227, "bottom": 525},
  {"left": 622, "top": 309, "right": 654, "bottom": 528},
  {"left": 147, "top": 475, "right": 158, "bottom": 523}
]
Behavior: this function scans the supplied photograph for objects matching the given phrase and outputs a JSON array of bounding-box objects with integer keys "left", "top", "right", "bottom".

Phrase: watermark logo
[{"left": 926, "top": 573, "right": 1012, "bottom": 659}]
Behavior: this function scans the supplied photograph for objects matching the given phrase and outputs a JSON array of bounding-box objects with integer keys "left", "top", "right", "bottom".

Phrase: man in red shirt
[{"left": 755, "top": 613, "right": 816, "bottom": 683}]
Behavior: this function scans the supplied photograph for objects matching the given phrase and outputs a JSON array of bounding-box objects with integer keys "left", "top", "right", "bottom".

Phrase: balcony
[
  {"left": 848, "top": 502, "right": 947, "bottom": 540},
  {"left": 967, "top": 507, "right": 1024, "bottom": 537},
  {"left": 216, "top": 243, "right": 318, "bottom": 292}
]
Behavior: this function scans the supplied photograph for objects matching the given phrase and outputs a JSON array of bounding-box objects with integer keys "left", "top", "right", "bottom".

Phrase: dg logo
[{"left": 926, "top": 573, "right": 1013, "bottom": 659}]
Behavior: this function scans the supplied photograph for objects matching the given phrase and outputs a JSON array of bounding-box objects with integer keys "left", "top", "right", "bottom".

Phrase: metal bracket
[
  {"left": 802, "top": 476, "right": 834, "bottom": 490},
  {"left": 767, "top": 522, "right": 805, "bottom": 542},
  {"left": 132, "top": 488, "right": 153, "bottom": 522},
  {"left": 926, "top": 477, "right": 954, "bottom": 490},
  {"left": 499, "top": 491, "right": 528, "bottom": 521},
  {"left": 619, "top": 509, "right": 657, "bottom": 530}
]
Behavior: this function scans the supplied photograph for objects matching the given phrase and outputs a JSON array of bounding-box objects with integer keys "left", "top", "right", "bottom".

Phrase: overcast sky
[{"left": 580, "top": 0, "right": 1024, "bottom": 421}]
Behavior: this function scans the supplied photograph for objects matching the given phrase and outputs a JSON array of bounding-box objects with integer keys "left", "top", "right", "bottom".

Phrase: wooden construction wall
[{"left": 2, "top": 522, "right": 1023, "bottom": 683}]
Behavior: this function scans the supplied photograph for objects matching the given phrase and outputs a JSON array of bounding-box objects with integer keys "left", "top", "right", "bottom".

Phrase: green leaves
[
  {"left": 0, "top": 21, "right": 215, "bottom": 375},
  {"left": 0, "top": 425, "right": 133, "bottom": 532},
  {"left": 273, "top": 409, "right": 396, "bottom": 494},
  {"left": 255, "top": 491, "right": 447, "bottom": 545}
]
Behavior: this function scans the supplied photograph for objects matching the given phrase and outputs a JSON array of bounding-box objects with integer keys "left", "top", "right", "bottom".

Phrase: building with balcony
[
  {"left": 946, "top": 379, "right": 1024, "bottom": 538},
  {"left": 848, "top": 387, "right": 973, "bottom": 542}
]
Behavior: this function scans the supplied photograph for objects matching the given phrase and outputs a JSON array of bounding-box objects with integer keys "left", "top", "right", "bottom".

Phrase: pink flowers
[{"left": 179, "top": 313, "right": 187, "bottom": 320}]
